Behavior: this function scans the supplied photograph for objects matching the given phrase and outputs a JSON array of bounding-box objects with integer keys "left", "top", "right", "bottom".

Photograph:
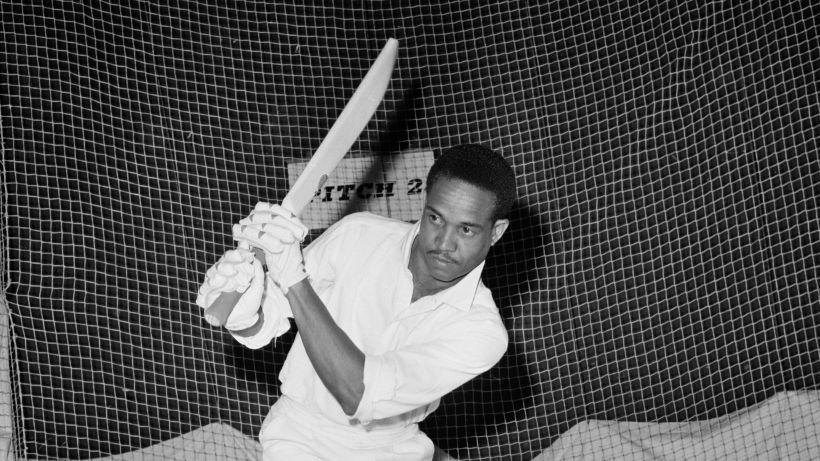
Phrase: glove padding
[
  {"left": 196, "top": 247, "right": 265, "bottom": 330},
  {"left": 232, "top": 202, "right": 308, "bottom": 294},
  {"left": 227, "top": 273, "right": 293, "bottom": 349}
]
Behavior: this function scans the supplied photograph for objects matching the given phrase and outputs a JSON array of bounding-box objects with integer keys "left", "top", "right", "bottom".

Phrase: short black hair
[{"left": 426, "top": 144, "right": 516, "bottom": 221}]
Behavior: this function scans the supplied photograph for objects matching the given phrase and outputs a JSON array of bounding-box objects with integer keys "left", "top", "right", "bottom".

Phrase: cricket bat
[{"left": 204, "top": 38, "right": 399, "bottom": 328}]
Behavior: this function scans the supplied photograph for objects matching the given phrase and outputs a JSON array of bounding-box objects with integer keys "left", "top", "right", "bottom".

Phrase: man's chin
[{"left": 428, "top": 266, "right": 467, "bottom": 285}]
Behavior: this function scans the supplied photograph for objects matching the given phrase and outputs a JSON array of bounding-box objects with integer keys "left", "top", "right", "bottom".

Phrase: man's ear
[{"left": 490, "top": 219, "right": 509, "bottom": 246}]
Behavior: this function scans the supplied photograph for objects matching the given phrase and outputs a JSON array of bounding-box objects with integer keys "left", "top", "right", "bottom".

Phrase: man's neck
[{"left": 410, "top": 279, "right": 441, "bottom": 303}]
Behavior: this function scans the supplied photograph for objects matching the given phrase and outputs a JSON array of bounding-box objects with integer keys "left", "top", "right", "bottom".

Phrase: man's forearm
[{"left": 285, "top": 278, "right": 365, "bottom": 415}]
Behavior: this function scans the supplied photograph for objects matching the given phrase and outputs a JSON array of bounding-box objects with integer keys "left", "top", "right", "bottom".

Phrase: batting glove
[
  {"left": 232, "top": 202, "right": 309, "bottom": 294},
  {"left": 196, "top": 247, "right": 265, "bottom": 330}
]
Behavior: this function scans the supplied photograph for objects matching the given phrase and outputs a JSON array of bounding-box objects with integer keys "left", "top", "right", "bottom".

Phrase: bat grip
[{"left": 204, "top": 290, "right": 243, "bottom": 327}]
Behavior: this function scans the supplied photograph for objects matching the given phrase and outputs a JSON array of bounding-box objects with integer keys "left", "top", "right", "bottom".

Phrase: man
[{"left": 198, "top": 144, "right": 516, "bottom": 460}]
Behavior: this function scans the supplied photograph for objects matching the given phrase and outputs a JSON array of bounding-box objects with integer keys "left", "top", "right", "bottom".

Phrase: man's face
[{"left": 411, "top": 176, "right": 509, "bottom": 291}]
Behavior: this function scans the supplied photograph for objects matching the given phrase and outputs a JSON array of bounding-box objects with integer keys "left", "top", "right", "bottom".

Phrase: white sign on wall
[{"left": 287, "top": 150, "right": 435, "bottom": 230}]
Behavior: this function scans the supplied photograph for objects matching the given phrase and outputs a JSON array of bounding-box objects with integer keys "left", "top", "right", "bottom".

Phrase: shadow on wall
[
  {"left": 423, "top": 202, "right": 557, "bottom": 448},
  {"left": 341, "top": 80, "right": 424, "bottom": 218}
]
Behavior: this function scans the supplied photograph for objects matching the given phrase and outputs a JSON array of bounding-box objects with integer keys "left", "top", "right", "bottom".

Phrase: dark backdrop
[{"left": 1, "top": 1, "right": 817, "bottom": 460}]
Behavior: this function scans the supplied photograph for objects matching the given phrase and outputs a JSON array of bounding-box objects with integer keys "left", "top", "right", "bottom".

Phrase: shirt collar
[{"left": 401, "top": 220, "right": 486, "bottom": 311}]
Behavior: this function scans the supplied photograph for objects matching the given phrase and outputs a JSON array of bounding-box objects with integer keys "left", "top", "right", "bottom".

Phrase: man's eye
[
  {"left": 428, "top": 214, "right": 441, "bottom": 223},
  {"left": 461, "top": 226, "right": 474, "bottom": 236}
]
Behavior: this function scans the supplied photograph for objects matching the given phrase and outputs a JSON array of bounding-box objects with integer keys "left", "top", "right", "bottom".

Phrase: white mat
[
  {"left": 535, "top": 390, "right": 820, "bottom": 461},
  {"left": 88, "top": 421, "right": 464, "bottom": 461},
  {"left": 0, "top": 295, "right": 13, "bottom": 461},
  {"left": 91, "top": 422, "right": 261, "bottom": 461}
]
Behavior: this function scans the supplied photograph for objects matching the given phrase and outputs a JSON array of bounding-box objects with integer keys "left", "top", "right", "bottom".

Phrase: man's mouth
[{"left": 430, "top": 253, "right": 456, "bottom": 265}]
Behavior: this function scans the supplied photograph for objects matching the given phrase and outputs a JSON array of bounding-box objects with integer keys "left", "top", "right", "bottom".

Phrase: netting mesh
[{"left": 1, "top": 1, "right": 818, "bottom": 460}]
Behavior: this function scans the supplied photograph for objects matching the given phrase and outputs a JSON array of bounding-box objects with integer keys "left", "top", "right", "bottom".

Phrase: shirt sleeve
[
  {"left": 302, "top": 213, "right": 361, "bottom": 284},
  {"left": 351, "top": 307, "right": 508, "bottom": 424}
]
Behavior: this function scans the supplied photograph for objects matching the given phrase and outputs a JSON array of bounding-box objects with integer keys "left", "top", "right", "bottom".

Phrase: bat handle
[
  {"left": 204, "top": 244, "right": 266, "bottom": 327},
  {"left": 204, "top": 290, "right": 243, "bottom": 327}
]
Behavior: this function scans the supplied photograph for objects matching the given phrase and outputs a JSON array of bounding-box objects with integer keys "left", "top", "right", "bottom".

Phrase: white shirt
[{"left": 274, "top": 212, "right": 508, "bottom": 428}]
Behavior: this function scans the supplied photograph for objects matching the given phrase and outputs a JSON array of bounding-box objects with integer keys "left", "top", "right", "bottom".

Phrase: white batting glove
[
  {"left": 196, "top": 248, "right": 265, "bottom": 330},
  {"left": 232, "top": 202, "right": 309, "bottom": 294},
  {"left": 266, "top": 238, "right": 308, "bottom": 294},
  {"left": 260, "top": 273, "right": 294, "bottom": 332},
  {"left": 233, "top": 202, "right": 307, "bottom": 252},
  {"left": 227, "top": 274, "right": 294, "bottom": 349}
]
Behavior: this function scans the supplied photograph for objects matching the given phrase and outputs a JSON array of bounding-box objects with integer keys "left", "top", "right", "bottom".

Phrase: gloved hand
[
  {"left": 260, "top": 273, "right": 293, "bottom": 333},
  {"left": 196, "top": 247, "right": 265, "bottom": 330},
  {"left": 232, "top": 202, "right": 309, "bottom": 294},
  {"left": 227, "top": 273, "right": 294, "bottom": 349}
]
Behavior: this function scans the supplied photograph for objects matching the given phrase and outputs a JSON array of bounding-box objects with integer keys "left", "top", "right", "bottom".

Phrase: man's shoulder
[
  {"left": 308, "top": 212, "right": 412, "bottom": 266},
  {"left": 333, "top": 212, "right": 415, "bottom": 235},
  {"left": 472, "top": 280, "right": 500, "bottom": 314}
]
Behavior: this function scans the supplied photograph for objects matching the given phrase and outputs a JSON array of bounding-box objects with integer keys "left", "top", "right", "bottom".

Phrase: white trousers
[{"left": 259, "top": 396, "right": 435, "bottom": 460}]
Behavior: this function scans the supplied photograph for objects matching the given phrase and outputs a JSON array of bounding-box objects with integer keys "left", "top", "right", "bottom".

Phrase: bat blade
[
  {"left": 204, "top": 38, "right": 398, "bottom": 329},
  {"left": 282, "top": 38, "right": 398, "bottom": 216}
]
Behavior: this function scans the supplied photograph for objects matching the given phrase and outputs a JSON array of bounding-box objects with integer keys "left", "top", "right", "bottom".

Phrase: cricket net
[{"left": 1, "top": 1, "right": 818, "bottom": 460}]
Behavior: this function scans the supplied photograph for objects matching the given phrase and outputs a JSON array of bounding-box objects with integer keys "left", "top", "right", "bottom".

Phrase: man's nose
[{"left": 435, "top": 227, "right": 457, "bottom": 252}]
